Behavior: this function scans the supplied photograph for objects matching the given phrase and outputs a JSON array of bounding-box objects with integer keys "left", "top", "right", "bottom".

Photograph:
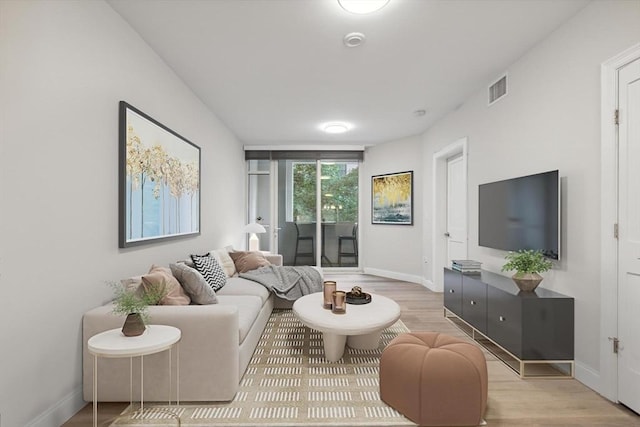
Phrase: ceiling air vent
[{"left": 488, "top": 74, "right": 507, "bottom": 105}]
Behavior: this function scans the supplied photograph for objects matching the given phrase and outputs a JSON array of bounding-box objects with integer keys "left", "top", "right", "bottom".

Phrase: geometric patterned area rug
[{"left": 110, "top": 309, "right": 415, "bottom": 426}]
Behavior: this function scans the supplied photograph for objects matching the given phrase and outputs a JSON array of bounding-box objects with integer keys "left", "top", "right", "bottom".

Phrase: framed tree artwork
[
  {"left": 371, "top": 170, "right": 413, "bottom": 225},
  {"left": 119, "top": 101, "right": 201, "bottom": 248}
]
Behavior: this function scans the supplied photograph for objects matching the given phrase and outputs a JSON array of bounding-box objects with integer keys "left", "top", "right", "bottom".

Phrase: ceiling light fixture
[
  {"left": 343, "top": 32, "right": 366, "bottom": 48},
  {"left": 338, "top": 0, "right": 390, "bottom": 14},
  {"left": 413, "top": 109, "right": 427, "bottom": 117},
  {"left": 322, "top": 122, "right": 351, "bottom": 134}
]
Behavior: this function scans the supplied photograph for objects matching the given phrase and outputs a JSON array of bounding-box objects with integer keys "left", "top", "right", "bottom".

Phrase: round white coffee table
[
  {"left": 293, "top": 292, "right": 401, "bottom": 362},
  {"left": 88, "top": 325, "right": 181, "bottom": 427}
]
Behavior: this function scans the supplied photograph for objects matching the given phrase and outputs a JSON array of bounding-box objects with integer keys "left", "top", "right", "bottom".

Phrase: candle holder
[
  {"left": 323, "top": 281, "right": 337, "bottom": 309},
  {"left": 332, "top": 290, "right": 347, "bottom": 314}
]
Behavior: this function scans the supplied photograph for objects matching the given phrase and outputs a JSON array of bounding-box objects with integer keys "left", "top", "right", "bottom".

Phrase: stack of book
[{"left": 451, "top": 260, "right": 482, "bottom": 274}]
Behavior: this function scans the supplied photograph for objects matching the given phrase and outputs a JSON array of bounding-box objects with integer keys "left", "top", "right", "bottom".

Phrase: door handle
[
  {"left": 499, "top": 316, "right": 506, "bottom": 322},
  {"left": 449, "top": 289, "right": 455, "bottom": 293},
  {"left": 470, "top": 300, "right": 476, "bottom": 305},
  {"left": 444, "top": 232, "right": 450, "bottom": 237}
]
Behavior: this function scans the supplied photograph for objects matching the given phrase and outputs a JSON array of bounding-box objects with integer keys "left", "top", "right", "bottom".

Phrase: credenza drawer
[
  {"left": 444, "top": 267, "right": 462, "bottom": 316},
  {"left": 462, "top": 275, "right": 487, "bottom": 333},
  {"left": 487, "top": 285, "right": 523, "bottom": 358}
]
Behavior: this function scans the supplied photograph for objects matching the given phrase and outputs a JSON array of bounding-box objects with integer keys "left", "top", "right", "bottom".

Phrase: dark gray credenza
[{"left": 444, "top": 267, "right": 574, "bottom": 378}]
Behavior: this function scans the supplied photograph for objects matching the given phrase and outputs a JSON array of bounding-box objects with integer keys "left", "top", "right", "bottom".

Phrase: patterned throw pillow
[{"left": 190, "top": 253, "right": 227, "bottom": 291}]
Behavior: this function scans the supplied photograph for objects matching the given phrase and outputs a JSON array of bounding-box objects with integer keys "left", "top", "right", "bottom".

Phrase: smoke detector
[{"left": 343, "top": 32, "right": 366, "bottom": 48}]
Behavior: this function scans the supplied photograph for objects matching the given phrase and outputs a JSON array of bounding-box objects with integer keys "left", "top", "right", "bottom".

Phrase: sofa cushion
[
  {"left": 216, "top": 277, "right": 271, "bottom": 305},
  {"left": 142, "top": 265, "right": 191, "bottom": 305},
  {"left": 170, "top": 262, "right": 217, "bottom": 304},
  {"left": 210, "top": 248, "right": 237, "bottom": 277},
  {"left": 191, "top": 254, "right": 227, "bottom": 291},
  {"left": 216, "top": 295, "right": 263, "bottom": 344},
  {"left": 229, "top": 251, "right": 271, "bottom": 273}
]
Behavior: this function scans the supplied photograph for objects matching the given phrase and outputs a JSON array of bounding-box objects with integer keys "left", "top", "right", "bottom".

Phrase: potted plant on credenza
[{"left": 501, "top": 249, "right": 553, "bottom": 292}]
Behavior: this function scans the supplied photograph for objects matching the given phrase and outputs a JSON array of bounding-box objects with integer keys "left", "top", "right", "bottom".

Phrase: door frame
[
  {"left": 600, "top": 42, "right": 640, "bottom": 402},
  {"left": 431, "top": 137, "right": 468, "bottom": 292},
  {"left": 270, "top": 161, "right": 279, "bottom": 253},
  {"left": 246, "top": 163, "right": 272, "bottom": 251}
]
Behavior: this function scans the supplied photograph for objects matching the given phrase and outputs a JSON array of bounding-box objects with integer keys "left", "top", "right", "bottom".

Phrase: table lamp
[{"left": 244, "top": 222, "right": 266, "bottom": 251}]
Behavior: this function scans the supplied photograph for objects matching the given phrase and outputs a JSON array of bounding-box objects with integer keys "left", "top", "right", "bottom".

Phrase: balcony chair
[
  {"left": 293, "top": 222, "right": 315, "bottom": 265},
  {"left": 338, "top": 222, "right": 358, "bottom": 266}
]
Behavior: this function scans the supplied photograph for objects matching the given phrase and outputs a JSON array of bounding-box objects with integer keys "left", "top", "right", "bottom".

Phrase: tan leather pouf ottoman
[{"left": 380, "top": 332, "right": 487, "bottom": 426}]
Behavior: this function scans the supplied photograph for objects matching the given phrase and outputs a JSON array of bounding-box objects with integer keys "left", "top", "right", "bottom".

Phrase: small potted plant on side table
[
  {"left": 501, "top": 249, "right": 553, "bottom": 292},
  {"left": 109, "top": 282, "right": 166, "bottom": 336}
]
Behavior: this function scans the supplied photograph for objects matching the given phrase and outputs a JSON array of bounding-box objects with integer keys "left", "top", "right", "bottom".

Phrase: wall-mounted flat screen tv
[{"left": 478, "top": 170, "right": 560, "bottom": 260}]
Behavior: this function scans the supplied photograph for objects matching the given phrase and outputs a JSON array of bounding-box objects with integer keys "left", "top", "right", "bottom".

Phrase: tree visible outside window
[
  {"left": 292, "top": 162, "right": 317, "bottom": 222},
  {"left": 291, "top": 161, "right": 358, "bottom": 223}
]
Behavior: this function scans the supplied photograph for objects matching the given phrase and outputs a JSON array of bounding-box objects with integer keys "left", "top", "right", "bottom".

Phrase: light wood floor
[{"left": 64, "top": 274, "right": 640, "bottom": 426}]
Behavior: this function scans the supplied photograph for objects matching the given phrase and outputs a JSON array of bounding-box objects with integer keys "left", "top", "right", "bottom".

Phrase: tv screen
[{"left": 478, "top": 170, "right": 560, "bottom": 259}]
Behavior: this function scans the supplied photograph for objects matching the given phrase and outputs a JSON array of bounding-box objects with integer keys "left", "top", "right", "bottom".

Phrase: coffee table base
[
  {"left": 323, "top": 333, "right": 347, "bottom": 362},
  {"left": 347, "top": 330, "right": 382, "bottom": 350},
  {"left": 323, "top": 330, "right": 383, "bottom": 362}
]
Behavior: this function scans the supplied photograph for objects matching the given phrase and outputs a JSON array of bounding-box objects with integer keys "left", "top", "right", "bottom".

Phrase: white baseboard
[
  {"left": 363, "top": 267, "right": 423, "bottom": 285},
  {"left": 574, "top": 360, "right": 603, "bottom": 398},
  {"left": 422, "top": 278, "right": 437, "bottom": 292},
  {"left": 26, "top": 387, "right": 85, "bottom": 427}
]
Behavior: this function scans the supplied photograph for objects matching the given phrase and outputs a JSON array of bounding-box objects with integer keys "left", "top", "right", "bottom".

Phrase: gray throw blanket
[{"left": 239, "top": 265, "right": 323, "bottom": 301}]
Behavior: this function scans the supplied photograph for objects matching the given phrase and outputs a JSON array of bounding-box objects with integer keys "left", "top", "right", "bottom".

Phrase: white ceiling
[{"left": 108, "top": 0, "right": 589, "bottom": 146}]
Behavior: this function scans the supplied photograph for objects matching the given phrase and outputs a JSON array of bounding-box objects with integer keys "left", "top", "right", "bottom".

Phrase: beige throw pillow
[
  {"left": 210, "top": 248, "right": 237, "bottom": 277},
  {"left": 142, "top": 265, "right": 191, "bottom": 306},
  {"left": 120, "top": 276, "right": 143, "bottom": 293},
  {"left": 229, "top": 251, "right": 271, "bottom": 274}
]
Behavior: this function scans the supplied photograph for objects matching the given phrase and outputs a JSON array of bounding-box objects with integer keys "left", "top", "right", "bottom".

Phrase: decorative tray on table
[{"left": 346, "top": 286, "right": 372, "bottom": 305}]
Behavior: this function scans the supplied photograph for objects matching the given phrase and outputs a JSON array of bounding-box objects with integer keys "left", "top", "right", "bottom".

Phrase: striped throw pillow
[{"left": 190, "top": 253, "right": 227, "bottom": 292}]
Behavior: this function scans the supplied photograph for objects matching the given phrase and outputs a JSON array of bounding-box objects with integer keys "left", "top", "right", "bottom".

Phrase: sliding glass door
[
  {"left": 279, "top": 160, "right": 318, "bottom": 265},
  {"left": 319, "top": 161, "right": 359, "bottom": 267},
  {"left": 247, "top": 156, "right": 359, "bottom": 268}
]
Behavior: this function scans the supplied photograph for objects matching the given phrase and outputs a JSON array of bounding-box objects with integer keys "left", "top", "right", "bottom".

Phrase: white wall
[
  {"left": 421, "top": 0, "right": 640, "bottom": 391},
  {"left": 0, "top": 1, "right": 245, "bottom": 426},
  {"left": 361, "top": 136, "right": 423, "bottom": 283}
]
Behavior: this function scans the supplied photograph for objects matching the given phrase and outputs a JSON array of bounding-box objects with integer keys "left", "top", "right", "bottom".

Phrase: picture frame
[
  {"left": 371, "top": 171, "right": 413, "bottom": 225},
  {"left": 119, "top": 101, "right": 201, "bottom": 248}
]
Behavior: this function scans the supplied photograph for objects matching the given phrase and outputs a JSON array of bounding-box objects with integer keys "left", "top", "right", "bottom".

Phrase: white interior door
[
  {"left": 617, "top": 56, "right": 640, "bottom": 414},
  {"left": 446, "top": 155, "right": 466, "bottom": 265}
]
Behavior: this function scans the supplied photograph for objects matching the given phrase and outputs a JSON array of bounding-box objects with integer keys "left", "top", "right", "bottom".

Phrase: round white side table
[
  {"left": 88, "top": 325, "right": 181, "bottom": 427},
  {"left": 293, "top": 292, "right": 401, "bottom": 362}
]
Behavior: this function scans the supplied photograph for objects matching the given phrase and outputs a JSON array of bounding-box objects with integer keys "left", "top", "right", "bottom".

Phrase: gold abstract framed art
[{"left": 371, "top": 171, "right": 413, "bottom": 225}]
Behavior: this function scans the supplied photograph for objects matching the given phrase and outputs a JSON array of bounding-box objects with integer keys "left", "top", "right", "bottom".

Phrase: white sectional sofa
[{"left": 82, "top": 253, "right": 300, "bottom": 402}]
